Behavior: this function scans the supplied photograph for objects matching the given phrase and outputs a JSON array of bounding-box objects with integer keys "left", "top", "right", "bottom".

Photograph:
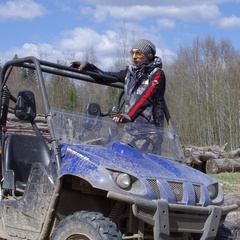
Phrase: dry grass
[{"left": 209, "top": 172, "right": 240, "bottom": 194}]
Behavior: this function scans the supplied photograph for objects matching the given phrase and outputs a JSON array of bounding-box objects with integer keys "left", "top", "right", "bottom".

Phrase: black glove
[{"left": 69, "top": 61, "right": 90, "bottom": 71}]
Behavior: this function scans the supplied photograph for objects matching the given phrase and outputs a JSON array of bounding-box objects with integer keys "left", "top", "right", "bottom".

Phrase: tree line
[{"left": 165, "top": 36, "right": 240, "bottom": 150}]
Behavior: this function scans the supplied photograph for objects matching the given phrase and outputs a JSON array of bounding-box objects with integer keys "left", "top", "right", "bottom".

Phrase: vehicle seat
[{"left": 3, "top": 134, "right": 53, "bottom": 193}]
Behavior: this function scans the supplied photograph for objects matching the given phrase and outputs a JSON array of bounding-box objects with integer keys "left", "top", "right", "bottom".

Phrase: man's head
[{"left": 130, "top": 39, "right": 156, "bottom": 65}]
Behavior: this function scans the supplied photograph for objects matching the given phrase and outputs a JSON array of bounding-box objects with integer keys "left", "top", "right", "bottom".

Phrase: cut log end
[
  {"left": 206, "top": 159, "right": 240, "bottom": 174},
  {"left": 206, "top": 159, "right": 219, "bottom": 174}
]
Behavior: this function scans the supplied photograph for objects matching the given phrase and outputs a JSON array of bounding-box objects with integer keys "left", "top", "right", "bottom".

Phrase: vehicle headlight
[
  {"left": 108, "top": 170, "right": 133, "bottom": 190},
  {"left": 207, "top": 183, "right": 218, "bottom": 200},
  {"left": 116, "top": 173, "right": 131, "bottom": 189},
  {"left": 107, "top": 169, "right": 145, "bottom": 194}
]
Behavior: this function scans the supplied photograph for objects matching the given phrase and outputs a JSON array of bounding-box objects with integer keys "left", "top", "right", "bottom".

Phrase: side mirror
[
  {"left": 85, "top": 103, "right": 101, "bottom": 116},
  {"left": 82, "top": 103, "right": 102, "bottom": 131},
  {"left": 14, "top": 90, "right": 36, "bottom": 121}
]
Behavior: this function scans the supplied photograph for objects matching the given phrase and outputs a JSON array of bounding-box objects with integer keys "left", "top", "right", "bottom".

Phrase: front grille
[
  {"left": 134, "top": 204, "right": 210, "bottom": 233},
  {"left": 137, "top": 206, "right": 155, "bottom": 219},
  {"left": 147, "top": 179, "right": 202, "bottom": 205},
  {"left": 147, "top": 179, "right": 161, "bottom": 198},
  {"left": 169, "top": 212, "right": 206, "bottom": 232},
  {"left": 168, "top": 181, "right": 183, "bottom": 202},
  {"left": 193, "top": 184, "right": 201, "bottom": 203}
]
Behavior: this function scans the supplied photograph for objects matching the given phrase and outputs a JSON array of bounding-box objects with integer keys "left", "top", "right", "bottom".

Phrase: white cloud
[
  {"left": 75, "top": 1, "right": 240, "bottom": 33},
  {"left": 76, "top": 0, "right": 217, "bottom": 7},
  {"left": 0, "top": 0, "right": 47, "bottom": 20},
  {"left": 59, "top": 27, "right": 122, "bottom": 67},
  {"left": 219, "top": 15, "right": 240, "bottom": 28},
  {"left": 157, "top": 18, "right": 175, "bottom": 29},
  {"left": 76, "top": 1, "right": 221, "bottom": 23},
  {"left": 60, "top": 28, "right": 103, "bottom": 50},
  {"left": 161, "top": 4, "right": 220, "bottom": 22},
  {"left": 0, "top": 42, "right": 67, "bottom": 66},
  {"left": 74, "top": 0, "right": 240, "bottom": 33},
  {"left": 70, "top": 0, "right": 240, "bottom": 28}
]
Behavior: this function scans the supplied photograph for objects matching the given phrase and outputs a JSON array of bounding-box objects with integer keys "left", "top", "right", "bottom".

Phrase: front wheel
[{"left": 50, "top": 211, "right": 122, "bottom": 240}]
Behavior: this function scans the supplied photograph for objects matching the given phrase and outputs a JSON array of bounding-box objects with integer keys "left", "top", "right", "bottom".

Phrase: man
[{"left": 70, "top": 39, "right": 166, "bottom": 128}]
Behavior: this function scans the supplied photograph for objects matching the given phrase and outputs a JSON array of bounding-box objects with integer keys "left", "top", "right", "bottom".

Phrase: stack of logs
[
  {"left": 5, "top": 112, "right": 50, "bottom": 141},
  {"left": 183, "top": 144, "right": 240, "bottom": 174}
]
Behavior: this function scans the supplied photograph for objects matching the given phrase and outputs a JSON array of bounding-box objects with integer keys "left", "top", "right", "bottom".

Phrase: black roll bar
[{"left": 0, "top": 56, "right": 185, "bottom": 163}]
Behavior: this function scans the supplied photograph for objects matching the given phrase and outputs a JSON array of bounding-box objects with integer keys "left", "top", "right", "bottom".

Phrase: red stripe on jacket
[{"left": 128, "top": 72, "right": 161, "bottom": 119}]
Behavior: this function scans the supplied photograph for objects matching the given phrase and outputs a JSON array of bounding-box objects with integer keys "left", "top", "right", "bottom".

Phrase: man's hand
[
  {"left": 69, "top": 61, "right": 90, "bottom": 71},
  {"left": 112, "top": 114, "right": 132, "bottom": 123}
]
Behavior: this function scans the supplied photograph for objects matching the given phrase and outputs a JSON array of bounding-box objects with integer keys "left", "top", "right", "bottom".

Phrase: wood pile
[
  {"left": 183, "top": 144, "right": 240, "bottom": 174},
  {"left": 5, "top": 112, "right": 51, "bottom": 142}
]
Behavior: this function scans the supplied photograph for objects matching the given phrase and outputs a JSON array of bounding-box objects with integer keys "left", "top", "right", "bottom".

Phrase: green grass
[{"left": 208, "top": 172, "right": 240, "bottom": 194}]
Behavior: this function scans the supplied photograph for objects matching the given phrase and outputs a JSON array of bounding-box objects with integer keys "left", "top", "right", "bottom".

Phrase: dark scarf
[
  {"left": 130, "top": 56, "right": 162, "bottom": 80},
  {"left": 127, "top": 56, "right": 162, "bottom": 93},
  {"left": 131, "top": 60, "right": 152, "bottom": 81}
]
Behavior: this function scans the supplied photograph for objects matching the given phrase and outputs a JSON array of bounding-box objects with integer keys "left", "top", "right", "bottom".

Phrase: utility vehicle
[{"left": 0, "top": 56, "right": 237, "bottom": 239}]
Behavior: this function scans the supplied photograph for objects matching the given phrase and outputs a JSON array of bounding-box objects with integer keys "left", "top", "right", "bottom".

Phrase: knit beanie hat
[{"left": 132, "top": 39, "right": 156, "bottom": 60}]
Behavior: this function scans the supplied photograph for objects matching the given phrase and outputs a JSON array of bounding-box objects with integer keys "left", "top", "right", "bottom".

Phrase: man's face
[{"left": 130, "top": 48, "right": 148, "bottom": 65}]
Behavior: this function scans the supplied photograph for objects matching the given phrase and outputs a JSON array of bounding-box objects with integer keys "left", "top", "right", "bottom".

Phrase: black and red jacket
[{"left": 88, "top": 57, "right": 166, "bottom": 126}]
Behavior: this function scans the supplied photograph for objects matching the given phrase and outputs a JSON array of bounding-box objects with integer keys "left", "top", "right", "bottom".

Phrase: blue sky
[{"left": 1, "top": 0, "right": 240, "bottom": 69}]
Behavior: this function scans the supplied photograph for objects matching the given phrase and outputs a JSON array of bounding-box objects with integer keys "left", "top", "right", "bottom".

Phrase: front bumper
[{"left": 108, "top": 191, "right": 238, "bottom": 239}]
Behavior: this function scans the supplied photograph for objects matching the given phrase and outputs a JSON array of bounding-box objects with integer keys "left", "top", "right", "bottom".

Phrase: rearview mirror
[
  {"left": 14, "top": 90, "right": 36, "bottom": 121},
  {"left": 82, "top": 103, "right": 102, "bottom": 131}
]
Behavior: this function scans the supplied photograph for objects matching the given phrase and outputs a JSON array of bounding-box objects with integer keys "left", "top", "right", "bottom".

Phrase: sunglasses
[{"left": 130, "top": 50, "right": 144, "bottom": 58}]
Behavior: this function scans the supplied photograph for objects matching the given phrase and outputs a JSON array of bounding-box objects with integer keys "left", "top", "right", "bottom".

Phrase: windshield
[{"left": 51, "top": 108, "right": 184, "bottom": 162}]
